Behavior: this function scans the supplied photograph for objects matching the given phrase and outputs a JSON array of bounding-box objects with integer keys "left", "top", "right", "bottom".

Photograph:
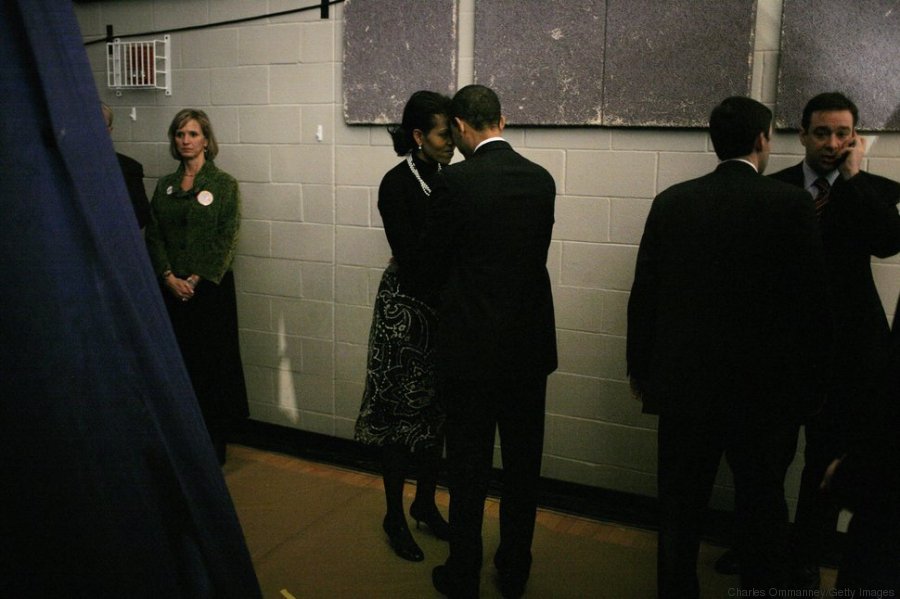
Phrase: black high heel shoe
[
  {"left": 409, "top": 501, "right": 450, "bottom": 541},
  {"left": 382, "top": 515, "right": 424, "bottom": 562}
]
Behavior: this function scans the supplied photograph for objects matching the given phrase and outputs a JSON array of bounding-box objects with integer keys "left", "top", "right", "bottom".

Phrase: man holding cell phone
[{"left": 769, "top": 92, "right": 900, "bottom": 589}]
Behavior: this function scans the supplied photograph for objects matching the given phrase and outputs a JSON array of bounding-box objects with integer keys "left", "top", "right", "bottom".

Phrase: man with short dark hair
[
  {"left": 421, "top": 84, "right": 557, "bottom": 598},
  {"left": 627, "top": 96, "right": 832, "bottom": 597},
  {"left": 769, "top": 91, "right": 900, "bottom": 589}
]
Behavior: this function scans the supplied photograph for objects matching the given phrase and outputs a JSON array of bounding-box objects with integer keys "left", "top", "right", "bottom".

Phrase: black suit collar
[
  {"left": 771, "top": 162, "right": 808, "bottom": 186},
  {"left": 472, "top": 139, "right": 512, "bottom": 157},
  {"left": 714, "top": 159, "right": 758, "bottom": 175}
]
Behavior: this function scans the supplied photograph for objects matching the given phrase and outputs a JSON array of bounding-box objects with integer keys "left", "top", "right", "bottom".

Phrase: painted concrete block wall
[{"left": 75, "top": 0, "right": 900, "bottom": 512}]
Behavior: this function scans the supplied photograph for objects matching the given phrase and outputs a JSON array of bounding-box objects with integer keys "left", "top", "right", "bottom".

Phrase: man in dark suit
[
  {"left": 767, "top": 92, "right": 900, "bottom": 588},
  {"left": 422, "top": 85, "right": 557, "bottom": 599},
  {"left": 101, "top": 102, "right": 151, "bottom": 229},
  {"left": 627, "top": 97, "right": 832, "bottom": 597}
]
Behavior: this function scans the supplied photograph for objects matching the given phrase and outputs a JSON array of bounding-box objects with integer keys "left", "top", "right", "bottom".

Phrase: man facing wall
[{"left": 627, "top": 96, "right": 832, "bottom": 597}]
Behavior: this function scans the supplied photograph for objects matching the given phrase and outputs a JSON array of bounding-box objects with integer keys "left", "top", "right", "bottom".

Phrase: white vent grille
[{"left": 106, "top": 35, "right": 171, "bottom": 96}]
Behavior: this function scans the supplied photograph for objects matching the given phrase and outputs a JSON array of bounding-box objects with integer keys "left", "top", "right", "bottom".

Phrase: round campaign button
[{"left": 197, "top": 190, "right": 214, "bottom": 206}]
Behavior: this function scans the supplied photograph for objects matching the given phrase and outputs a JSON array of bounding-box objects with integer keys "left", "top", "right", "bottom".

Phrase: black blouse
[{"left": 377, "top": 154, "right": 441, "bottom": 297}]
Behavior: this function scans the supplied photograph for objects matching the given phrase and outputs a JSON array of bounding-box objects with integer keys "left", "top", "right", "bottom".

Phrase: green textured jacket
[{"left": 145, "top": 160, "right": 240, "bottom": 284}]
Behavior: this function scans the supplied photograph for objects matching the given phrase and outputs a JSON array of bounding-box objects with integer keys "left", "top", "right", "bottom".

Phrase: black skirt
[
  {"left": 355, "top": 262, "right": 444, "bottom": 451},
  {"left": 162, "top": 270, "right": 249, "bottom": 433}
]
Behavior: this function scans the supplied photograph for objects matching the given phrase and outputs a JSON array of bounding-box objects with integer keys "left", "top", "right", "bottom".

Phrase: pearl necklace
[{"left": 406, "top": 153, "right": 441, "bottom": 197}]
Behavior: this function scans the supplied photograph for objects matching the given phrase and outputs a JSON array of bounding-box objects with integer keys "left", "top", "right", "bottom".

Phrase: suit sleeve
[
  {"left": 838, "top": 173, "right": 900, "bottom": 258},
  {"left": 121, "top": 159, "right": 151, "bottom": 229},
  {"left": 626, "top": 198, "right": 662, "bottom": 402}
]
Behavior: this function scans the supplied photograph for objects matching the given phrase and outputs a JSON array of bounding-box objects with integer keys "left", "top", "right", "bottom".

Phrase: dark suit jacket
[
  {"left": 420, "top": 140, "right": 557, "bottom": 382},
  {"left": 116, "top": 152, "right": 151, "bottom": 228},
  {"left": 627, "top": 161, "right": 832, "bottom": 421},
  {"left": 769, "top": 164, "right": 900, "bottom": 400}
]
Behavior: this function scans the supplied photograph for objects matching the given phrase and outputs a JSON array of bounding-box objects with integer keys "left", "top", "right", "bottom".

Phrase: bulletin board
[
  {"left": 344, "top": 0, "right": 759, "bottom": 128},
  {"left": 342, "top": 0, "right": 457, "bottom": 124},
  {"left": 602, "top": 0, "right": 756, "bottom": 127},
  {"left": 776, "top": 0, "right": 900, "bottom": 131},
  {"left": 473, "top": 0, "right": 606, "bottom": 126}
]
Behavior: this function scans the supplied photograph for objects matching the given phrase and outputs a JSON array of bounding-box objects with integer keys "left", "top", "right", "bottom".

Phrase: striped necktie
[{"left": 813, "top": 177, "right": 831, "bottom": 216}]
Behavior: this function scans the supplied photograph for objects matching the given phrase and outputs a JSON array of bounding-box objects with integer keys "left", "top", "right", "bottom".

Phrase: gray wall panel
[
  {"left": 603, "top": 0, "right": 756, "bottom": 127},
  {"left": 342, "top": 0, "right": 457, "bottom": 125},
  {"left": 776, "top": 0, "right": 900, "bottom": 131},
  {"left": 473, "top": 0, "right": 606, "bottom": 126}
]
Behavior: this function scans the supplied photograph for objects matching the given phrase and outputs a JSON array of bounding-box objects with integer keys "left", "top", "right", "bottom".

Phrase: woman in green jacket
[{"left": 146, "top": 108, "right": 248, "bottom": 464}]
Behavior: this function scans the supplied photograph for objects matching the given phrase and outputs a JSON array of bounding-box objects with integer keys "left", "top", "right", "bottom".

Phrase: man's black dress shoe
[
  {"left": 791, "top": 565, "right": 820, "bottom": 591},
  {"left": 432, "top": 565, "right": 478, "bottom": 598},
  {"left": 493, "top": 553, "right": 528, "bottom": 598},
  {"left": 432, "top": 565, "right": 452, "bottom": 595},
  {"left": 496, "top": 572, "right": 526, "bottom": 599},
  {"left": 714, "top": 549, "right": 740, "bottom": 575}
]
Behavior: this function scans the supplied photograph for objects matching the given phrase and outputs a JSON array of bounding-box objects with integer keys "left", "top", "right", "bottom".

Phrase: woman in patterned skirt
[{"left": 355, "top": 91, "right": 454, "bottom": 561}]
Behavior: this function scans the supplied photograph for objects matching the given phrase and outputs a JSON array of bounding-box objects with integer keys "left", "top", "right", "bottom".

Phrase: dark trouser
[
  {"left": 657, "top": 408, "right": 797, "bottom": 599},
  {"left": 835, "top": 508, "right": 900, "bottom": 595},
  {"left": 789, "top": 412, "right": 843, "bottom": 573},
  {"left": 441, "top": 374, "right": 547, "bottom": 597}
]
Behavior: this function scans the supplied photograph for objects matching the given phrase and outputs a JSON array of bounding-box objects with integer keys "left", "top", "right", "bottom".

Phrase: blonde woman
[{"left": 146, "top": 109, "right": 247, "bottom": 464}]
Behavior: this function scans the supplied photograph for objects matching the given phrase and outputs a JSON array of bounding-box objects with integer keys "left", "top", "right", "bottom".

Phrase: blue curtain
[{"left": 0, "top": 2, "right": 260, "bottom": 596}]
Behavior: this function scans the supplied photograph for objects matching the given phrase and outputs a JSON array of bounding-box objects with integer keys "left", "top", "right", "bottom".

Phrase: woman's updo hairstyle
[{"left": 388, "top": 90, "right": 451, "bottom": 156}]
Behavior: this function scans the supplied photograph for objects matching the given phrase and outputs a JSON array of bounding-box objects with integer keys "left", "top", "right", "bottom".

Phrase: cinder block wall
[{"left": 75, "top": 0, "right": 900, "bottom": 512}]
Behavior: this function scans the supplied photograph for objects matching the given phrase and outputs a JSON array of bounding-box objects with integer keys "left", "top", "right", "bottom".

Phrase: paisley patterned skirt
[{"left": 355, "top": 262, "right": 444, "bottom": 452}]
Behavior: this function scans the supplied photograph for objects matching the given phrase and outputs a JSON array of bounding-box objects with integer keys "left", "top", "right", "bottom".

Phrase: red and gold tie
[{"left": 813, "top": 177, "right": 831, "bottom": 217}]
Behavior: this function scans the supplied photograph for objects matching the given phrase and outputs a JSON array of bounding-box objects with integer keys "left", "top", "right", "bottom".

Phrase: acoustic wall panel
[
  {"left": 473, "top": 0, "right": 606, "bottom": 126},
  {"left": 603, "top": 0, "right": 756, "bottom": 127},
  {"left": 343, "top": 0, "right": 457, "bottom": 124},
  {"left": 776, "top": 0, "right": 900, "bottom": 131}
]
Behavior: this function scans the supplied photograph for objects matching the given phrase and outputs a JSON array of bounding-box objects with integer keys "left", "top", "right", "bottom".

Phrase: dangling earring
[{"left": 418, "top": 144, "right": 423, "bottom": 151}]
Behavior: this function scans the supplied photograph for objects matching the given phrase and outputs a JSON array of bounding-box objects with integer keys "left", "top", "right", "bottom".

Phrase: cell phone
[
  {"left": 834, "top": 150, "right": 849, "bottom": 167},
  {"left": 834, "top": 139, "right": 856, "bottom": 166}
]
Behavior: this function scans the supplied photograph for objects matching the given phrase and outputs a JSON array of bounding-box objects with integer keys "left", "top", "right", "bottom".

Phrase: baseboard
[{"left": 232, "top": 418, "right": 839, "bottom": 560}]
